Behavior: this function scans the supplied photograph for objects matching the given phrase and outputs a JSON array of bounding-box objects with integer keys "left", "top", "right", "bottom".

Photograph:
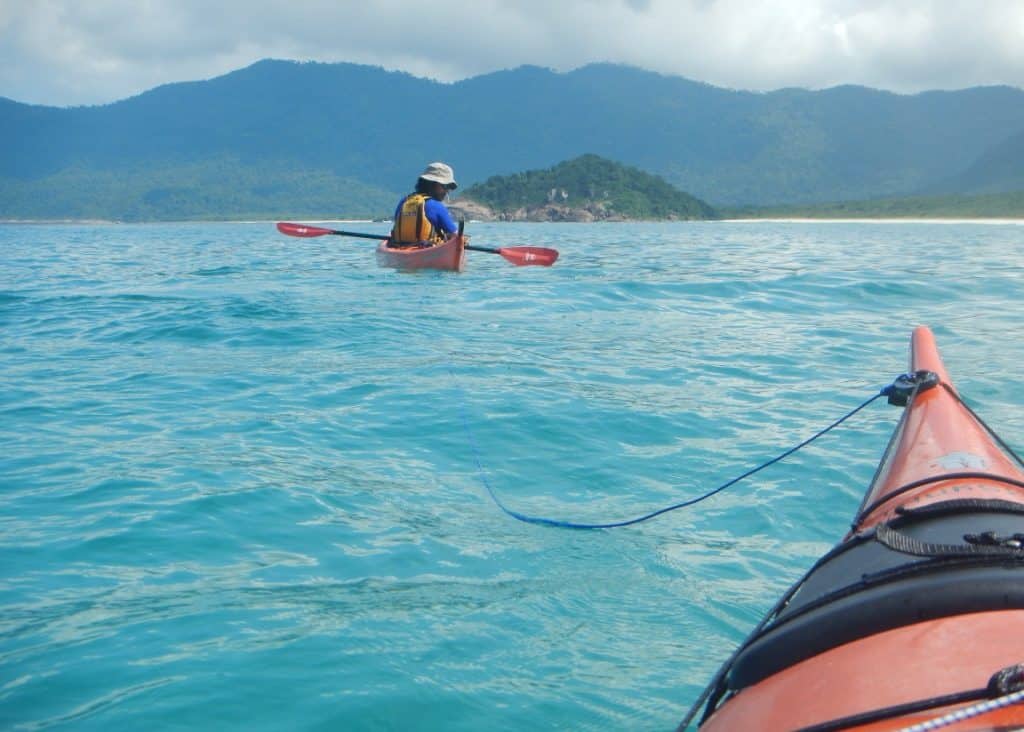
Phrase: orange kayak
[
  {"left": 687, "top": 326, "right": 1024, "bottom": 732},
  {"left": 375, "top": 233, "right": 466, "bottom": 272}
]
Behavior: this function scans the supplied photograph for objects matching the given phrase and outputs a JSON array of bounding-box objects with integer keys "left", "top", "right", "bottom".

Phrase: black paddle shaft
[{"left": 330, "top": 230, "right": 386, "bottom": 241}]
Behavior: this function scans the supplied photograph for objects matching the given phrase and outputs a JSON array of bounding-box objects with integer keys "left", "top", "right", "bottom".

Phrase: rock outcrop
[{"left": 449, "top": 197, "right": 635, "bottom": 222}]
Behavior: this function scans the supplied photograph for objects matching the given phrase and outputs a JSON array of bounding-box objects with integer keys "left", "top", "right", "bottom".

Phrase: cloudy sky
[{"left": 2, "top": 0, "right": 1023, "bottom": 107}]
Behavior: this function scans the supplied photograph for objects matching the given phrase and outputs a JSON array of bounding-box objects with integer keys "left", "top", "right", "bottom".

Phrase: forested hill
[
  {"left": 457, "top": 155, "right": 716, "bottom": 220},
  {"left": 2, "top": 59, "right": 1024, "bottom": 221},
  {"left": 936, "top": 127, "right": 1024, "bottom": 194}
]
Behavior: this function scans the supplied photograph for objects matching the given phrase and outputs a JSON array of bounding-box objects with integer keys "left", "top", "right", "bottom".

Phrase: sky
[{"left": 2, "top": 0, "right": 1023, "bottom": 108}]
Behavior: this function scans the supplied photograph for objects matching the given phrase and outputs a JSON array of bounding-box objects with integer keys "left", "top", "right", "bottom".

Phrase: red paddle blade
[
  {"left": 498, "top": 247, "right": 559, "bottom": 266},
  {"left": 277, "top": 222, "right": 335, "bottom": 237}
]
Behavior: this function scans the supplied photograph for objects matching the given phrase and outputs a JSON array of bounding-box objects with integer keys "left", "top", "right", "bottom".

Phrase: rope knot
[
  {"left": 964, "top": 531, "right": 1024, "bottom": 550},
  {"left": 882, "top": 370, "right": 940, "bottom": 406},
  {"left": 988, "top": 663, "right": 1024, "bottom": 696}
]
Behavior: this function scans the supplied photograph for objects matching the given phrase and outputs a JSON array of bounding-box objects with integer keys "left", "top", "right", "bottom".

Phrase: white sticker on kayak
[{"left": 933, "top": 452, "right": 987, "bottom": 470}]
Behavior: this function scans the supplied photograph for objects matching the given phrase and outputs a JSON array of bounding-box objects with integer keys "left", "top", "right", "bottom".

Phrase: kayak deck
[{"left": 855, "top": 326, "right": 1024, "bottom": 530}]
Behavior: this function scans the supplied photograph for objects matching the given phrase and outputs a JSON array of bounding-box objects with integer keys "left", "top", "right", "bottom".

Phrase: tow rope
[{"left": 460, "top": 376, "right": 928, "bottom": 529}]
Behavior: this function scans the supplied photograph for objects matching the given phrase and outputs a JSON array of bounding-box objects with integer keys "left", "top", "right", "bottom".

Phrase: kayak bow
[
  {"left": 375, "top": 233, "right": 466, "bottom": 273},
  {"left": 689, "top": 326, "right": 1024, "bottom": 732}
]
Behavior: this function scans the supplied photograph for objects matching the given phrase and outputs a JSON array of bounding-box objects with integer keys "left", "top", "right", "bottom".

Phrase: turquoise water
[{"left": 2, "top": 220, "right": 1023, "bottom": 730}]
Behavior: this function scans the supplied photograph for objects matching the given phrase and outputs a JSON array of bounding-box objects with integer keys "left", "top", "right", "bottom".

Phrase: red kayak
[
  {"left": 374, "top": 233, "right": 466, "bottom": 272},
  {"left": 276, "top": 222, "right": 558, "bottom": 270},
  {"left": 686, "top": 326, "right": 1024, "bottom": 731}
]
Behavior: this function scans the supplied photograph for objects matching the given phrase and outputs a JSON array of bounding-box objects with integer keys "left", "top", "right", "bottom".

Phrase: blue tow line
[{"left": 461, "top": 387, "right": 893, "bottom": 530}]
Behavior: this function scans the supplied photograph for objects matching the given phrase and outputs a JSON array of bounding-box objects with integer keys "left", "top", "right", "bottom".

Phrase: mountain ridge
[{"left": 1, "top": 59, "right": 1023, "bottom": 221}]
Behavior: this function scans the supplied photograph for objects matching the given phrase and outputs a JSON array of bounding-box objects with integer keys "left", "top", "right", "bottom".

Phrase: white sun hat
[{"left": 420, "top": 162, "right": 457, "bottom": 189}]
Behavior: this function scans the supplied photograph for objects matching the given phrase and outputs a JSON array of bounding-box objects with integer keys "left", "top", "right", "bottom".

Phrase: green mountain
[
  {"left": 461, "top": 154, "right": 716, "bottom": 220},
  {"left": 0, "top": 157, "right": 396, "bottom": 222},
  {"left": 2, "top": 59, "right": 1024, "bottom": 221},
  {"left": 938, "top": 128, "right": 1024, "bottom": 194}
]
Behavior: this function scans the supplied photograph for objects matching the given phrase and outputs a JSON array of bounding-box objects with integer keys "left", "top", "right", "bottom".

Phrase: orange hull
[
  {"left": 375, "top": 234, "right": 466, "bottom": 272},
  {"left": 691, "top": 327, "right": 1024, "bottom": 732}
]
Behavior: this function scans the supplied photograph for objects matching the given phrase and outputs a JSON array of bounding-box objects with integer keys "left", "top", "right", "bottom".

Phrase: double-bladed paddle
[{"left": 276, "top": 222, "right": 559, "bottom": 267}]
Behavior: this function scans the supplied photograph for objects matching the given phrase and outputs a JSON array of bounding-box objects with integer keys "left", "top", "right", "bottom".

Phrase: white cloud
[{"left": 1, "top": 0, "right": 1022, "bottom": 106}]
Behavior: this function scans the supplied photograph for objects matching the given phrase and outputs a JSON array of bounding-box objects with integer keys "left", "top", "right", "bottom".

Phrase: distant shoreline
[
  {"left": 720, "top": 217, "right": 1024, "bottom": 225},
  {"left": 4, "top": 217, "right": 1024, "bottom": 226},
  {"left": 0, "top": 219, "right": 382, "bottom": 226}
]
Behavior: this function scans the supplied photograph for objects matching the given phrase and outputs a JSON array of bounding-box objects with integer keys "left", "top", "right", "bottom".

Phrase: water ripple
[{"left": 1, "top": 220, "right": 1022, "bottom": 730}]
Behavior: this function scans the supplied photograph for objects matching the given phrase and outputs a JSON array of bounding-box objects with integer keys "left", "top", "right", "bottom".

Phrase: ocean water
[{"left": 2, "top": 219, "right": 1023, "bottom": 731}]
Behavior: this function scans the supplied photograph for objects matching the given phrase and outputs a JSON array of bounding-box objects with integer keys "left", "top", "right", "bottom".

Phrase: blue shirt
[{"left": 393, "top": 196, "right": 459, "bottom": 238}]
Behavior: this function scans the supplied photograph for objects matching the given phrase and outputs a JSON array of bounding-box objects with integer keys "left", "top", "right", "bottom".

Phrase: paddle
[{"left": 276, "top": 222, "right": 559, "bottom": 267}]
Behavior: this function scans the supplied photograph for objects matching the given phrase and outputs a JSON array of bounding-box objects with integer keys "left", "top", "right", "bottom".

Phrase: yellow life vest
[{"left": 391, "top": 193, "right": 443, "bottom": 246}]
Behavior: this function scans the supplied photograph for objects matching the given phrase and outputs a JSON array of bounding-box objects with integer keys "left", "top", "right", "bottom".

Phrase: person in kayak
[{"left": 390, "top": 162, "right": 462, "bottom": 248}]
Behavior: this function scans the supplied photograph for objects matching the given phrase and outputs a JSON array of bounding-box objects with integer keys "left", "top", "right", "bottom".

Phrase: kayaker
[{"left": 390, "top": 162, "right": 463, "bottom": 248}]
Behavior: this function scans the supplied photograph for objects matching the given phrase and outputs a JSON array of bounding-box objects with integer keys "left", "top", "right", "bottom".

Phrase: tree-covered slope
[
  {"left": 461, "top": 154, "right": 716, "bottom": 220},
  {"left": 937, "top": 128, "right": 1024, "bottom": 194},
  {"left": 0, "top": 157, "right": 396, "bottom": 222},
  {"left": 2, "top": 59, "right": 1024, "bottom": 221},
  {"left": 724, "top": 190, "right": 1024, "bottom": 219}
]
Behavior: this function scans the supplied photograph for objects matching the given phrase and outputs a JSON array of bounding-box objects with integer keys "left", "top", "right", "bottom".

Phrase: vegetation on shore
[
  {"left": 0, "top": 157, "right": 396, "bottom": 223},
  {"left": 723, "top": 190, "right": 1024, "bottom": 219},
  {"left": 1, "top": 152, "right": 1020, "bottom": 225},
  {"left": 459, "top": 154, "right": 717, "bottom": 221}
]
